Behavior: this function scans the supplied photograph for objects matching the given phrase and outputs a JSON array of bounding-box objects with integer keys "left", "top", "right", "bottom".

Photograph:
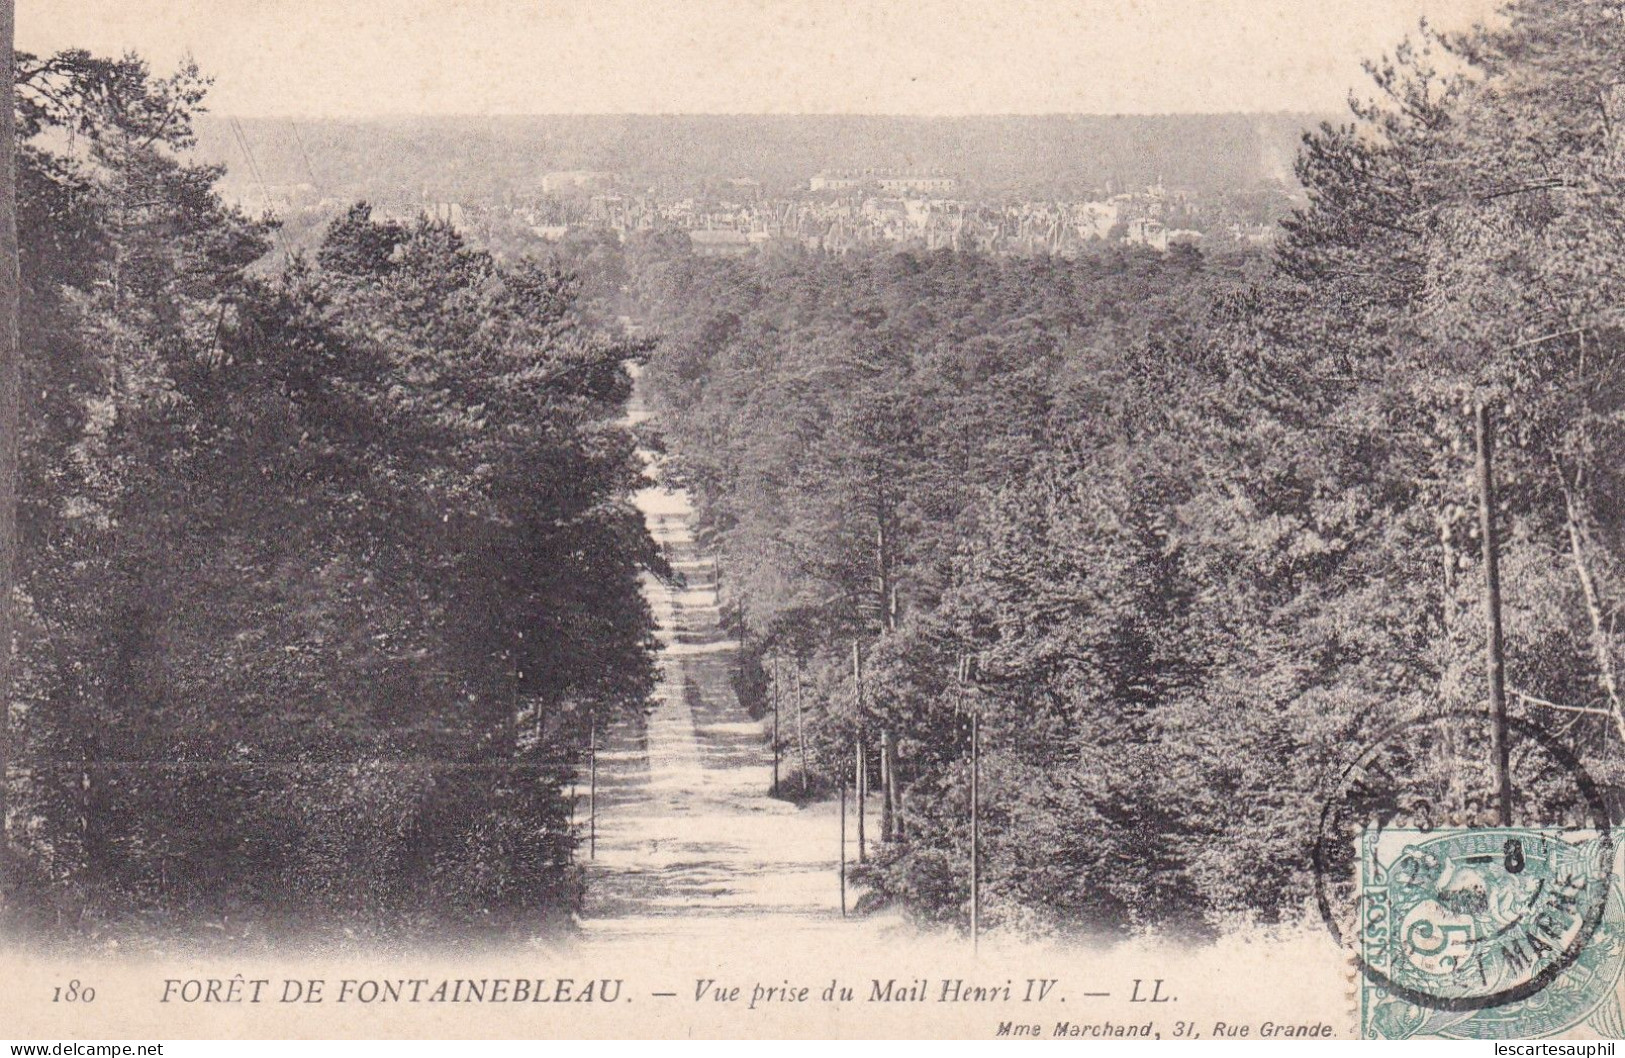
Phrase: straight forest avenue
[{"left": 575, "top": 371, "right": 874, "bottom": 945}]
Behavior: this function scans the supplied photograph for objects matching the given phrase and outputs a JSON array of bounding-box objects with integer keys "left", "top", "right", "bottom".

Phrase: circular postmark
[{"left": 1313, "top": 708, "right": 1620, "bottom": 1034}]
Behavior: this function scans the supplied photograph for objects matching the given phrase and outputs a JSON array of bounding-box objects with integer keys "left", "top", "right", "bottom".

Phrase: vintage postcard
[{"left": 10, "top": 0, "right": 1625, "bottom": 1044}]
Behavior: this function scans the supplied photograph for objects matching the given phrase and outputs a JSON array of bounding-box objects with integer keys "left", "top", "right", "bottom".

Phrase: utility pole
[
  {"left": 876, "top": 500, "right": 900, "bottom": 846},
  {"left": 853, "top": 641, "right": 866, "bottom": 864},
  {"left": 771, "top": 654, "right": 780, "bottom": 798},
  {"left": 839, "top": 775, "right": 848, "bottom": 916},
  {"left": 972, "top": 706, "right": 980, "bottom": 954},
  {"left": 0, "top": 0, "right": 17, "bottom": 852},
  {"left": 1477, "top": 401, "right": 1512, "bottom": 827},
  {"left": 959, "top": 654, "right": 981, "bottom": 954},
  {"left": 795, "top": 664, "right": 809, "bottom": 796}
]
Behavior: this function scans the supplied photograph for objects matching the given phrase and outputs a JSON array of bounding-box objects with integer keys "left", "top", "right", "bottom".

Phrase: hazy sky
[{"left": 20, "top": 0, "right": 1506, "bottom": 118}]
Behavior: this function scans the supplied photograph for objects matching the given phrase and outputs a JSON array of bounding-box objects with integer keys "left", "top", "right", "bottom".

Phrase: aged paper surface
[{"left": 15, "top": 0, "right": 1625, "bottom": 1043}]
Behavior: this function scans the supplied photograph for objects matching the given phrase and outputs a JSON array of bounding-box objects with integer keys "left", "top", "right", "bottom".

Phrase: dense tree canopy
[
  {"left": 629, "top": 0, "right": 1625, "bottom": 937},
  {"left": 2, "top": 51, "right": 657, "bottom": 943},
  {"left": 9, "top": 0, "right": 1625, "bottom": 951}
]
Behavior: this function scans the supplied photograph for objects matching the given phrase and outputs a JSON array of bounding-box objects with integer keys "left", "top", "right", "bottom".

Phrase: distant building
[
  {"left": 810, "top": 171, "right": 867, "bottom": 192},
  {"left": 1075, "top": 201, "right": 1119, "bottom": 241},
  {"left": 877, "top": 174, "right": 958, "bottom": 195},
  {"left": 862, "top": 198, "right": 909, "bottom": 222},
  {"left": 810, "top": 169, "right": 958, "bottom": 195},
  {"left": 1124, "top": 217, "right": 1168, "bottom": 251}
]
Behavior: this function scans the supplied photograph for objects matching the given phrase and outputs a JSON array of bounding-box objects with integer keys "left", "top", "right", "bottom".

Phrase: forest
[
  {"left": 0, "top": 50, "right": 659, "bottom": 942},
  {"left": 610, "top": 0, "right": 1625, "bottom": 937},
  {"left": 5, "top": 0, "right": 1625, "bottom": 948}
]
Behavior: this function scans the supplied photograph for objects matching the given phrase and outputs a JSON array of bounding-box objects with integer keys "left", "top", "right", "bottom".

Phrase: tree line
[
  {"left": 619, "top": 0, "right": 1625, "bottom": 937},
  {"left": 0, "top": 51, "right": 659, "bottom": 943}
]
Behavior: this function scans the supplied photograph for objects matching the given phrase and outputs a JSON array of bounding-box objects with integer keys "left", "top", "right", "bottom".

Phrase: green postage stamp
[{"left": 1359, "top": 827, "right": 1625, "bottom": 1040}]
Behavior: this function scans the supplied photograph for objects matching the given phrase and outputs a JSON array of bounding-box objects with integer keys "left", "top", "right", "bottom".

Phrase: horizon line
[{"left": 202, "top": 107, "right": 1347, "bottom": 122}]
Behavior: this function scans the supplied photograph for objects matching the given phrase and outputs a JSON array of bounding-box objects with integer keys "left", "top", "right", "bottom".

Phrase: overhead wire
[{"left": 227, "top": 115, "right": 291, "bottom": 262}]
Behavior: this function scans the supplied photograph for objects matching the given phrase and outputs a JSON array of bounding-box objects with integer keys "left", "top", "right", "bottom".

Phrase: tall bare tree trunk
[
  {"left": 1556, "top": 465, "right": 1625, "bottom": 744},
  {"left": 1476, "top": 403, "right": 1512, "bottom": 826},
  {"left": 882, "top": 731, "right": 901, "bottom": 841},
  {"left": 0, "top": 0, "right": 20, "bottom": 855},
  {"left": 880, "top": 739, "right": 899, "bottom": 843}
]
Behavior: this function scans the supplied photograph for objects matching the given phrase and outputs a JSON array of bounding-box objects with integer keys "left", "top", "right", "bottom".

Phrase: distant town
[
  {"left": 224, "top": 165, "right": 1296, "bottom": 260},
  {"left": 195, "top": 113, "right": 1314, "bottom": 260}
]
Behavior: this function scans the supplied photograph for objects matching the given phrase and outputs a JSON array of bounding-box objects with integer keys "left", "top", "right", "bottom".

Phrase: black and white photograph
[{"left": 8, "top": 0, "right": 1625, "bottom": 1044}]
